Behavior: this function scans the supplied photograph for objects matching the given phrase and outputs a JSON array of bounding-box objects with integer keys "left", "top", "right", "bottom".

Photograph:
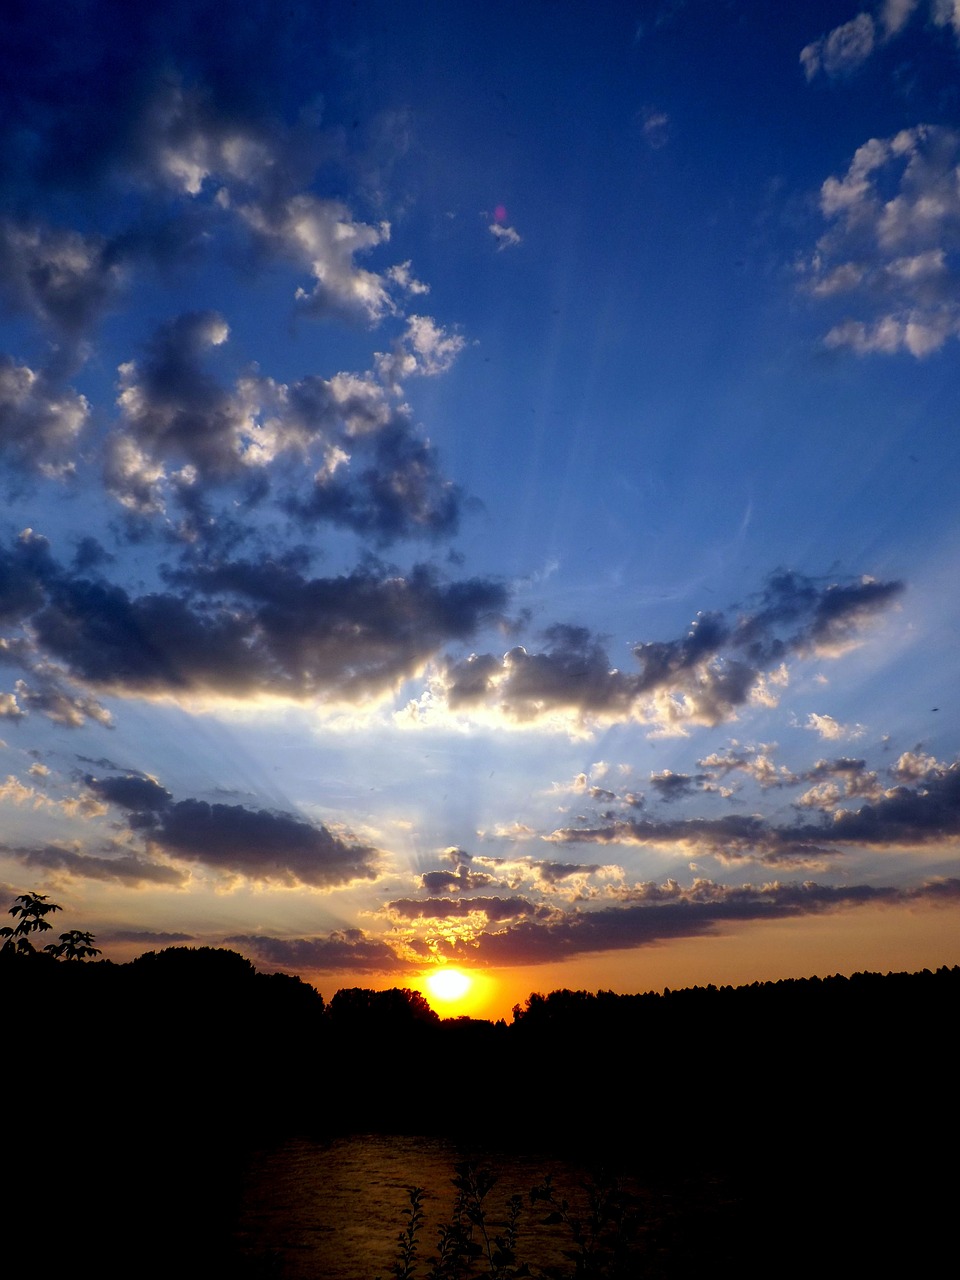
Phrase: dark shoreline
[{"left": 7, "top": 950, "right": 958, "bottom": 1277}]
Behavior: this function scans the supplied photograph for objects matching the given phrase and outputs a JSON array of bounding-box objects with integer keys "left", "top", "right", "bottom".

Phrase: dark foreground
[{"left": 6, "top": 947, "right": 958, "bottom": 1277}]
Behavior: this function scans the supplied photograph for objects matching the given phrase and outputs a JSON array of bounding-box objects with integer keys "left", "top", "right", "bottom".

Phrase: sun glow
[{"left": 425, "top": 966, "right": 472, "bottom": 1006}]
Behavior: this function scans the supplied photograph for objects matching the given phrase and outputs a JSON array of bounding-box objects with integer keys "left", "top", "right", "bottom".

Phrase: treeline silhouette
[{"left": 4, "top": 898, "right": 958, "bottom": 1276}]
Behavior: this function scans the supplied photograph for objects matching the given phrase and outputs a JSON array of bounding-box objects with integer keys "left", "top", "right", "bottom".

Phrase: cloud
[
  {"left": 386, "top": 895, "right": 549, "bottom": 923},
  {"left": 84, "top": 773, "right": 173, "bottom": 811},
  {"left": 421, "top": 862, "right": 495, "bottom": 893},
  {"left": 146, "top": 798, "right": 381, "bottom": 888},
  {"left": 386, "top": 262, "right": 430, "bottom": 296},
  {"left": 109, "top": 311, "right": 253, "bottom": 500},
  {"left": 649, "top": 770, "right": 706, "bottom": 802},
  {"left": 105, "top": 929, "right": 195, "bottom": 944},
  {"left": 488, "top": 222, "right": 521, "bottom": 250},
  {"left": 882, "top": 0, "right": 922, "bottom": 36},
  {"left": 12, "top": 677, "right": 114, "bottom": 729},
  {"left": 800, "top": 13, "right": 875, "bottom": 80},
  {"left": 3, "top": 841, "right": 185, "bottom": 886},
  {"left": 551, "top": 760, "right": 960, "bottom": 860},
  {"left": 795, "top": 758, "right": 883, "bottom": 809},
  {"left": 133, "top": 79, "right": 278, "bottom": 197},
  {"left": 241, "top": 194, "right": 395, "bottom": 323},
  {"left": 697, "top": 745, "right": 797, "bottom": 788},
  {"left": 225, "top": 929, "right": 410, "bottom": 973},
  {"left": 105, "top": 311, "right": 466, "bottom": 542},
  {"left": 432, "top": 571, "right": 902, "bottom": 734},
  {"left": 375, "top": 315, "right": 466, "bottom": 389},
  {"left": 429, "top": 876, "right": 960, "bottom": 967},
  {"left": 0, "top": 1, "right": 321, "bottom": 199},
  {"left": 285, "top": 414, "right": 464, "bottom": 542},
  {"left": 530, "top": 859, "right": 606, "bottom": 885},
  {"left": 551, "top": 812, "right": 836, "bottom": 868},
  {"left": 893, "top": 749, "right": 943, "bottom": 780},
  {"left": 805, "top": 713, "right": 864, "bottom": 740},
  {"left": 0, "top": 220, "right": 122, "bottom": 343},
  {"left": 0, "top": 358, "right": 89, "bottom": 477},
  {"left": 639, "top": 108, "right": 670, "bottom": 149},
  {"left": 0, "top": 533, "right": 508, "bottom": 706},
  {"left": 932, "top": 0, "right": 960, "bottom": 39},
  {"left": 69, "top": 767, "right": 384, "bottom": 888},
  {"left": 805, "top": 126, "right": 960, "bottom": 356}
]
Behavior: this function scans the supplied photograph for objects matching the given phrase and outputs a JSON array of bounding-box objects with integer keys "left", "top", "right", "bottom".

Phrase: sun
[{"left": 425, "top": 966, "right": 472, "bottom": 1006}]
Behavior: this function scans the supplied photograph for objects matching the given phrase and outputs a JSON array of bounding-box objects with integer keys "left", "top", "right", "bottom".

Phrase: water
[{"left": 232, "top": 1132, "right": 657, "bottom": 1278}]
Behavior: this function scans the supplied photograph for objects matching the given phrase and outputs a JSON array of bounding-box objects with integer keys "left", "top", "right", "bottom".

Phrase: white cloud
[
  {"left": 804, "top": 713, "right": 864, "bottom": 740},
  {"left": 806, "top": 125, "right": 960, "bottom": 357},
  {"left": 488, "top": 222, "right": 522, "bottom": 250},
  {"left": 640, "top": 109, "right": 670, "bottom": 149},
  {"left": 376, "top": 315, "right": 466, "bottom": 389},
  {"left": 882, "top": 0, "right": 922, "bottom": 36},
  {"left": 932, "top": 0, "right": 960, "bottom": 39},
  {"left": 801, "top": 13, "right": 875, "bottom": 80},
  {"left": 140, "top": 82, "right": 275, "bottom": 196},
  {"left": 242, "top": 194, "right": 395, "bottom": 323},
  {"left": 386, "top": 261, "right": 430, "bottom": 295}
]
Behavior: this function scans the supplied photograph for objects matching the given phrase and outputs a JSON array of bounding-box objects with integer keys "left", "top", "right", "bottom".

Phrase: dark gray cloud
[
  {"left": 105, "top": 929, "right": 195, "bottom": 944},
  {"left": 84, "top": 773, "right": 173, "bottom": 811},
  {"left": 387, "top": 895, "right": 549, "bottom": 923},
  {"left": 108, "top": 311, "right": 248, "bottom": 493},
  {"left": 225, "top": 929, "right": 409, "bottom": 974},
  {"left": 439, "top": 571, "right": 903, "bottom": 728},
  {"left": 215, "top": 875, "right": 960, "bottom": 974},
  {"left": 0, "top": 356, "right": 88, "bottom": 476},
  {"left": 0, "top": 220, "right": 121, "bottom": 345},
  {"left": 649, "top": 770, "right": 707, "bottom": 802},
  {"left": 147, "top": 799, "right": 380, "bottom": 888},
  {"left": 0, "top": 0, "right": 319, "bottom": 198},
  {"left": 429, "top": 877, "right": 960, "bottom": 968},
  {"left": 286, "top": 418, "right": 463, "bottom": 543},
  {"left": 805, "top": 756, "right": 866, "bottom": 777},
  {"left": 3, "top": 842, "right": 185, "bottom": 886},
  {"left": 421, "top": 864, "right": 495, "bottom": 893},
  {"left": 0, "top": 533, "right": 508, "bottom": 704},
  {"left": 552, "top": 812, "right": 836, "bottom": 867},
  {"left": 72, "top": 537, "right": 114, "bottom": 573},
  {"left": 530, "top": 860, "right": 604, "bottom": 885}
]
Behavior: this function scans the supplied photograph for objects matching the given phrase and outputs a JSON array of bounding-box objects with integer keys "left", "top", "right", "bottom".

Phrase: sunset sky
[{"left": 2, "top": 0, "right": 959, "bottom": 1019}]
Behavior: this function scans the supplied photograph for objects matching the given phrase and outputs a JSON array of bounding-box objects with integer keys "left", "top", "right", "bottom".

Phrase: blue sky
[{"left": 1, "top": 0, "right": 959, "bottom": 1017}]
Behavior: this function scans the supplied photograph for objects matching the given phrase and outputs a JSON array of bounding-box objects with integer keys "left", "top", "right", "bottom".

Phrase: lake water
[{"left": 231, "top": 1131, "right": 676, "bottom": 1278}]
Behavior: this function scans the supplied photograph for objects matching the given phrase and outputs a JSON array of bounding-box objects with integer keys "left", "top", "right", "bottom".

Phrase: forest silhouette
[{"left": 4, "top": 891, "right": 957, "bottom": 1277}]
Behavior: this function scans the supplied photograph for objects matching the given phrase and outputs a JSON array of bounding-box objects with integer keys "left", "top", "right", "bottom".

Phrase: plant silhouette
[
  {"left": 1, "top": 892, "right": 101, "bottom": 960},
  {"left": 44, "top": 929, "right": 102, "bottom": 961},
  {"left": 0, "top": 890, "right": 62, "bottom": 955},
  {"left": 379, "top": 1163, "right": 642, "bottom": 1280}
]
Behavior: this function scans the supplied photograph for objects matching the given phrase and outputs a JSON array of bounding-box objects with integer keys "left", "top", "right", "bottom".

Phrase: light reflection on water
[{"left": 234, "top": 1132, "right": 650, "bottom": 1279}]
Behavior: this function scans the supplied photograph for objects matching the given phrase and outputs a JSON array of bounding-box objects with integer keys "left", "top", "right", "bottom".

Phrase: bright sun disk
[{"left": 425, "top": 967, "right": 472, "bottom": 1003}]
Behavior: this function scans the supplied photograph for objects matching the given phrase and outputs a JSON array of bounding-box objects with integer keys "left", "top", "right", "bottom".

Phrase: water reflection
[{"left": 233, "top": 1132, "right": 653, "bottom": 1279}]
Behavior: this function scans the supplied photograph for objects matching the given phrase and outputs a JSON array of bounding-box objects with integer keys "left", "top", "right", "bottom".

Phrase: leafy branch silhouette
[{"left": 1, "top": 891, "right": 100, "bottom": 960}]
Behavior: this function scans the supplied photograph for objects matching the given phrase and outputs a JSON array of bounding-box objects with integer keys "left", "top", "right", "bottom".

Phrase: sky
[{"left": 1, "top": 0, "right": 959, "bottom": 1020}]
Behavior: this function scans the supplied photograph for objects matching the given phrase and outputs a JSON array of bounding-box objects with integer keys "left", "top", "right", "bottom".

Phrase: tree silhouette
[
  {"left": 44, "top": 929, "right": 102, "bottom": 961},
  {"left": 0, "top": 891, "right": 62, "bottom": 956}
]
